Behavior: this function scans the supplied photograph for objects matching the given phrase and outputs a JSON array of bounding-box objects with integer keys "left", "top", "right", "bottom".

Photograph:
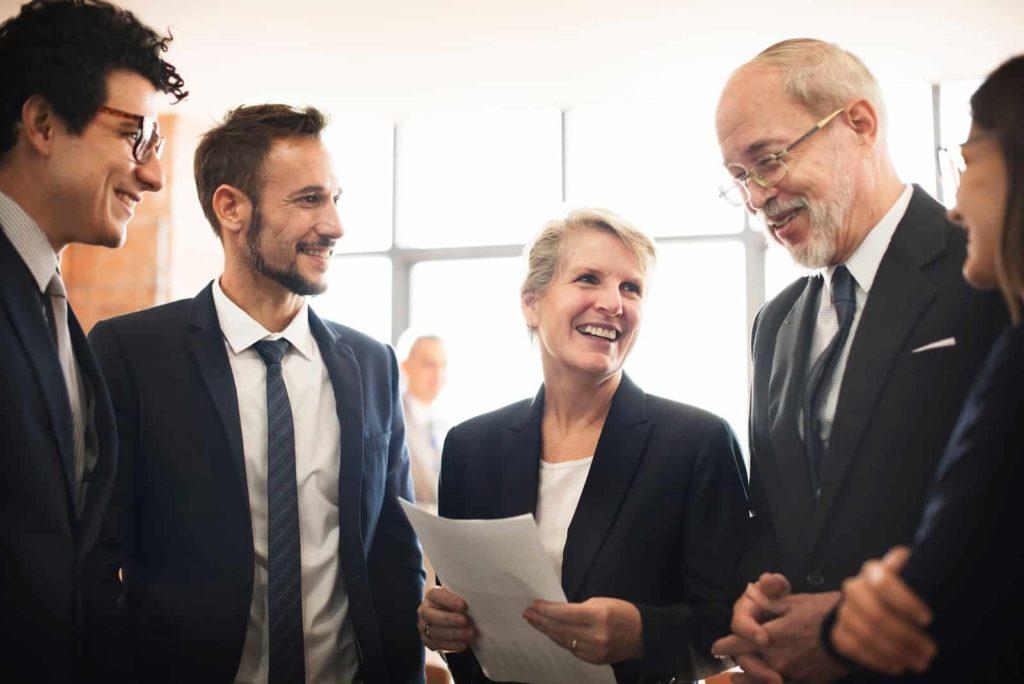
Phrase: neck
[
  {"left": 832, "top": 157, "right": 904, "bottom": 264},
  {"left": 0, "top": 160, "right": 66, "bottom": 253},
  {"left": 542, "top": 366, "right": 621, "bottom": 430},
  {"left": 219, "top": 259, "right": 304, "bottom": 333}
]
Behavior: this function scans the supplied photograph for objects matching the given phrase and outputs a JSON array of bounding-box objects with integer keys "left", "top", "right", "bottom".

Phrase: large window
[{"left": 318, "top": 79, "right": 979, "bottom": 446}]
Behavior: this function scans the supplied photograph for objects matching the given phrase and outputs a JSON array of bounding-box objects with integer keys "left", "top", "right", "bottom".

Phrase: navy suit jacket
[
  {"left": 0, "top": 228, "right": 118, "bottom": 683},
  {"left": 744, "top": 187, "right": 1007, "bottom": 592},
  {"left": 439, "top": 374, "right": 750, "bottom": 683},
  {"left": 84, "top": 283, "right": 424, "bottom": 683}
]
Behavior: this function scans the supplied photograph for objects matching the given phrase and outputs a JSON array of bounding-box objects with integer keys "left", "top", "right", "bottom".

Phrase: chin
[{"left": 963, "top": 262, "right": 998, "bottom": 290}]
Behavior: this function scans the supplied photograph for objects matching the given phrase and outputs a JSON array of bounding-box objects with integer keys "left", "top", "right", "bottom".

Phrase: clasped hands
[
  {"left": 417, "top": 586, "right": 644, "bottom": 664},
  {"left": 711, "top": 574, "right": 846, "bottom": 684}
]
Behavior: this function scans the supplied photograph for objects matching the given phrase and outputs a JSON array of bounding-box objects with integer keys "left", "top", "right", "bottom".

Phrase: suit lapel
[
  {"left": 0, "top": 230, "right": 76, "bottom": 509},
  {"left": 811, "top": 187, "right": 945, "bottom": 542},
  {"left": 499, "top": 387, "right": 543, "bottom": 519},
  {"left": 767, "top": 275, "right": 822, "bottom": 523},
  {"left": 186, "top": 284, "right": 249, "bottom": 508},
  {"left": 308, "top": 310, "right": 367, "bottom": 548},
  {"left": 562, "top": 374, "right": 651, "bottom": 601}
]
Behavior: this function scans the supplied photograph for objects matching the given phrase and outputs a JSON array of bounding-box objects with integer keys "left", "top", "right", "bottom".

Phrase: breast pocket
[{"left": 892, "top": 344, "right": 960, "bottom": 377}]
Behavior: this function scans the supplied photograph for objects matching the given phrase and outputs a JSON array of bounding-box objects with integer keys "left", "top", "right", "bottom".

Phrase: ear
[
  {"left": 19, "top": 94, "right": 62, "bottom": 157},
  {"left": 212, "top": 185, "right": 253, "bottom": 238},
  {"left": 521, "top": 291, "right": 539, "bottom": 330},
  {"left": 844, "top": 99, "right": 881, "bottom": 147}
]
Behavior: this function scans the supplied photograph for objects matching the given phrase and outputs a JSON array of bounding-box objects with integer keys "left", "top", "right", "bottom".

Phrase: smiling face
[
  {"left": 522, "top": 227, "right": 645, "bottom": 384},
  {"left": 242, "top": 136, "right": 343, "bottom": 296},
  {"left": 47, "top": 69, "right": 164, "bottom": 248},
  {"left": 950, "top": 122, "right": 1008, "bottom": 290},
  {"left": 717, "top": 66, "right": 858, "bottom": 268}
]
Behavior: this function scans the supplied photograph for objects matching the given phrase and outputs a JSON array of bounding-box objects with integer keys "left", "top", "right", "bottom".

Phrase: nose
[
  {"left": 320, "top": 202, "right": 344, "bottom": 240},
  {"left": 136, "top": 153, "right": 165, "bottom": 193},
  {"left": 745, "top": 181, "right": 780, "bottom": 214},
  {"left": 595, "top": 284, "right": 623, "bottom": 317}
]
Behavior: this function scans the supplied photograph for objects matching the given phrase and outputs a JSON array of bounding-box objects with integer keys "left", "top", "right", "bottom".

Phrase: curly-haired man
[{"left": 0, "top": 2, "right": 185, "bottom": 681}]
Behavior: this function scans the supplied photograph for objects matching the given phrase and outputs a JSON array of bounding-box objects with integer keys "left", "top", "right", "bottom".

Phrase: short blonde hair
[
  {"left": 521, "top": 208, "right": 656, "bottom": 298},
  {"left": 745, "top": 38, "right": 887, "bottom": 133}
]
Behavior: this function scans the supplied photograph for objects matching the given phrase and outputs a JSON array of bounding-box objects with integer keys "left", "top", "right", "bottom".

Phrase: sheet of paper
[{"left": 400, "top": 499, "right": 616, "bottom": 684}]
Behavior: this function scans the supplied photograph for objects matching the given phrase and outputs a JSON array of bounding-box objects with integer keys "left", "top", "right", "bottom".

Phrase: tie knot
[
  {"left": 46, "top": 272, "right": 67, "bottom": 299},
  {"left": 830, "top": 265, "right": 856, "bottom": 305},
  {"left": 253, "top": 338, "right": 289, "bottom": 366}
]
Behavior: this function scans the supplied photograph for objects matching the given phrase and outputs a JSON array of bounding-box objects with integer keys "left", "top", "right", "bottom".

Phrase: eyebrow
[{"left": 289, "top": 185, "right": 341, "bottom": 197}]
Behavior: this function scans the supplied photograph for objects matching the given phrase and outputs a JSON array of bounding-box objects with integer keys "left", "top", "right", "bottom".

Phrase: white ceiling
[{"left": 5, "top": 0, "right": 1024, "bottom": 120}]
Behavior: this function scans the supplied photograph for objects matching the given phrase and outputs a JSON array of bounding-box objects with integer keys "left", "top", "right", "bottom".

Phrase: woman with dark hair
[{"left": 822, "top": 54, "right": 1024, "bottom": 681}]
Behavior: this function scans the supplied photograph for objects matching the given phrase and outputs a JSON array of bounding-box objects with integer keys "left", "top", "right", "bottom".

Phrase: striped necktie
[{"left": 253, "top": 338, "right": 305, "bottom": 684}]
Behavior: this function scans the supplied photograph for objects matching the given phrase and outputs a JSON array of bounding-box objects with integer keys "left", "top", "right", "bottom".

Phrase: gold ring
[
  {"left": 425, "top": 623, "right": 431, "bottom": 639},
  {"left": 571, "top": 638, "right": 578, "bottom": 651}
]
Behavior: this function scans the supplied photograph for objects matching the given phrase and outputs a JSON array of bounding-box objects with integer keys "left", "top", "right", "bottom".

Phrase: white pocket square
[{"left": 912, "top": 337, "right": 956, "bottom": 353}]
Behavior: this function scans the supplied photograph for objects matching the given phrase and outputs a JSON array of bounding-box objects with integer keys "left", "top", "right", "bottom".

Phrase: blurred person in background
[
  {"left": 399, "top": 330, "right": 449, "bottom": 513},
  {"left": 85, "top": 104, "right": 424, "bottom": 683},
  {"left": 0, "top": 1, "right": 185, "bottom": 680},
  {"left": 416, "top": 208, "right": 750, "bottom": 683},
  {"left": 711, "top": 39, "right": 1006, "bottom": 683},
  {"left": 824, "top": 54, "right": 1024, "bottom": 683}
]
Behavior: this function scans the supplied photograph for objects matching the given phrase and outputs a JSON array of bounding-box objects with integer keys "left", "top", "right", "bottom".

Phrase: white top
[
  {"left": 535, "top": 457, "right": 594, "bottom": 580},
  {"left": 212, "top": 279, "right": 360, "bottom": 684},
  {"left": 802, "top": 184, "right": 913, "bottom": 448},
  {"left": 402, "top": 393, "right": 445, "bottom": 512}
]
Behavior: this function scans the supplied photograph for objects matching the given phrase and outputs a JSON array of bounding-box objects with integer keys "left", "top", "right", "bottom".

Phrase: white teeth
[{"left": 578, "top": 324, "right": 617, "bottom": 341}]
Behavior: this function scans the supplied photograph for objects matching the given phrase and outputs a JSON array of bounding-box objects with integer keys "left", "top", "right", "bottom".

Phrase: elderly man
[
  {"left": 0, "top": 1, "right": 184, "bottom": 681},
  {"left": 399, "top": 331, "right": 449, "bottom": 512},
  {"left": 86, "top": 104, "right": 424, "bottom": 683},
  {"left": 711, "top": 39, "right": 1005, "bottom": 682}
]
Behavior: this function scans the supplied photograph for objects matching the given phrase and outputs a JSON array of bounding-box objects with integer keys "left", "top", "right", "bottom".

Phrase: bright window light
[
  {"left": 939, "top": 79, "right": 983, "bottom": 208},
  {"left": 881, "top": 81, "right": 937, "bottom": 199},
  {"left": 312, "top": 256, "right": 392, "bottom": 343}
]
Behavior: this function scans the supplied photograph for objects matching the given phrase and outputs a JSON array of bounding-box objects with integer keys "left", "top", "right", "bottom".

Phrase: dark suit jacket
[
  {"left": 744, "top": 186, "right": 1007, "bottom": 592},
  {"left": 439, "top": 374, "right": 750, "bottom": 683},
  {"left": 827, "top": 321, "right": 1024, "bottom": 682},
  {"left": 0, "top": 228, "right": 117, "bottom": 683},
  {"left": 84, "top": 283, "right": 424, "bottom": 683}
]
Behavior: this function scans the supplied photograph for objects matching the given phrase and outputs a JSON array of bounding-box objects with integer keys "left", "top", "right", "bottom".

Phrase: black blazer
[
  {"left": 438, "top": 374, "right": 750, "bottom": 683},
  {"left": 0, "top": 228, "right": 117, "bottom": 683},
  {"left": 744, "top": 186, "right": 1007, "bottom": 592},
  {"left": 83, "top": 283, "right": 425, "bottom": 683},
  {"left": 829, "top": 321, "right": 1024, "bottom": 683}
]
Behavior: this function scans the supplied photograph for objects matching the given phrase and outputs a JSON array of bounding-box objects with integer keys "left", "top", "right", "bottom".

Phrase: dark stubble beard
[{"left": 245, "top": 204, "right": 328, "bottom": 296}]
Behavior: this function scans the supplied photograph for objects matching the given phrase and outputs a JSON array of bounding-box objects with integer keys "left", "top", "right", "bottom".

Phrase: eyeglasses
[
  {"left": 96, "top": 105, "right": 164, "bottom": 164},
  {"left": 718, "top": 107, "right": 846, "bottom": 208}
]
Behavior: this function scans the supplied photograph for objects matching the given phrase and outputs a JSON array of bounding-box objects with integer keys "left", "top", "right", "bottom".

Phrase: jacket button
[{"left": 806, "top": 570, "right": 825, "bottom": 587}]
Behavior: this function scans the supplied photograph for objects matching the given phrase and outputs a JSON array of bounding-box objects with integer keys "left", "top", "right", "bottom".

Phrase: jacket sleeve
[
  {"left": 81, "top": 321, "right": 138, "bottom": 682},
  {"left": 366, "top": 345, "right": 427, "bottom": 683},
  {"left": 635, "top": 417, "right": 751, "bottom": 681}
]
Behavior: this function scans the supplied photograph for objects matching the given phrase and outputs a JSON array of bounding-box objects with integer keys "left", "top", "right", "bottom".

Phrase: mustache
[
  {"left": 297, "top": 236, "right": 336, "bottom": 250},
  {"left": 761, "top": 196, "right": 808, "bottom": 219}
]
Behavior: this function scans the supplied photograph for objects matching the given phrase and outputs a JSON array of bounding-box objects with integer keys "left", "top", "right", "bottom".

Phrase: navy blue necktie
[
  {"left": 253, "top": 339, "right": 305, "bottom": 684},
  {"left": 802, "top": 265, "right": 857, "bottom": 501}
]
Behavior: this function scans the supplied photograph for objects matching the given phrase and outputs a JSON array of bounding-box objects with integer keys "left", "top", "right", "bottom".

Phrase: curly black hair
[{"left": 0, "top": 0, "right": 187, "bottom": 157}]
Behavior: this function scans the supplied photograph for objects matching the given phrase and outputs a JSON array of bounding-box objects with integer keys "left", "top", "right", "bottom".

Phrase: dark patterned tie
[
  {"left": 253, "top": 339, "right": 305, "bottom": 684},
  {"left": 802, "top": 265, "right": 857, "bottom": 501}
]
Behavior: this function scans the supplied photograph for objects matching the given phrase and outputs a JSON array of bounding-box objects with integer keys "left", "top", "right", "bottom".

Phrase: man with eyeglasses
[
  {"left": 0, "top": 1, "right": 184, "bottom": 681},
  {"left": 709, "top": 39, "right": 1005, "bottom": 682}
]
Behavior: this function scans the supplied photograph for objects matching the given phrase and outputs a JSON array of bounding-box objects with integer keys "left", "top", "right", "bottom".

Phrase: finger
[
  {"left": 421, "top": 622, "right": 475, "bottom": 644},
  {"left": 523, "top": 608, "right": 576, "bottom": 646},
  {"left": 757, "top": 573, "right": 792, "bottom": 600},
  {"left": 735, "top": 654, "right": 784, "bottom": 684},
  {"left": 528, "top": 600, "right": 592, "bottom": 626},
  {"left": 864, "top": 559, "right": 933, "bottom": 627},
  {"left": 731, "top": 587, "right": 771, "bottom": 646},
  {"left": 881, "top": 546, "right": 911, "bottom": 571},
  {"left": 841, "top": 578, "right": 937, "bottom": 669},
  {"left": 712, "top": 634, "right": 763, "bottom": 658},
  {"left": 426, "top": 586, "right": 469, "bottom": 612},
  {"left": 424, "top": 637, "right": 470, "bottom": 653},
  {"left": 419, "top": 604, "right": 471, "bottom": 628},
  {"left": 833, "top": 602, "right": 915, "bottom": 675}
]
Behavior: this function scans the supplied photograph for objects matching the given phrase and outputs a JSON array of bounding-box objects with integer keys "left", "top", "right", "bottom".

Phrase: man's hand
[
  {"left": 523, "top": 597, "right": 643, "bottom": 664},
  {"left": 831, "top": 546, "right": 937, "bottom": 675},
  {"left": 713, "top": 575, "right": 846, "bottom": 684}
]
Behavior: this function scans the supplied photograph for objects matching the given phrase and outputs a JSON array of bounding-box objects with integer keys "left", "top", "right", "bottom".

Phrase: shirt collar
[
  {"left": 0, "top": 190, "right": 60, "bottom": 293},
  {"left": 825, "top": 184, "right": 913, "bottom": 295},
  {"left": 211, "top": 278, "right": 315, "bottom": 360},
  {"left": 404, "top": 393, "right": 433, "bottom": 426}
]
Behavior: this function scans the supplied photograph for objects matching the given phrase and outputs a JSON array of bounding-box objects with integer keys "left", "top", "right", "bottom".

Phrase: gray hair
[
  {"left": 521, "top": 207, "right": 656, "bottom": 298},
  {"left": 745, "top": 38, "right": 887, "bottom": 133}
]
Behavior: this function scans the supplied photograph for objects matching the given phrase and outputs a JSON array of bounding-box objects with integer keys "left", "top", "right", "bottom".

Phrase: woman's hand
[
  {"left": 417, "top": 586, "right": 476, "bottom": 653},
  {"left": 831, "top": 546, "right": 938, "bottom": 675},
  {"left": 523, "top": 597, "right": 643, "bottom": 664}
]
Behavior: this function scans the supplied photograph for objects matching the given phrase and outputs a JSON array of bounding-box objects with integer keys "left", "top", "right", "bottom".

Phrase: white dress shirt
[
  {"left": 211, "top": 280, "right": 360, "bottom": 684},
  {"left": 803, "top": 184, "right": 914, "bottom": 448},
  {"left": 535, "top": 457, "right": 594, "bottom": 580},
  {"left": 402, "top": 393, "right": 445, "bottom": 512}
]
